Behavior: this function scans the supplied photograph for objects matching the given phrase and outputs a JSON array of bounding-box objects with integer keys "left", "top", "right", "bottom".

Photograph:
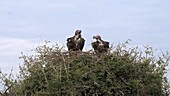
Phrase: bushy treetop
[{"left": 0, "top": 40, "right": 170, "bottom": 96}]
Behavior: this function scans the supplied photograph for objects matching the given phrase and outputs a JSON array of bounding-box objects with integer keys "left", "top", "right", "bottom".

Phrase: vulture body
[
  {"left": 67, "top": 30, "right": 85, "bottom": 51},
  {"left": 91, "top": 35, "right": 109, "bottom": 53}
]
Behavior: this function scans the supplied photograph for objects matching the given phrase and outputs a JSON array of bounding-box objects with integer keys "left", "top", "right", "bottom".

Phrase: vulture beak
[{"left": 75, "top": 30, "right": 82, "bottom": 35}]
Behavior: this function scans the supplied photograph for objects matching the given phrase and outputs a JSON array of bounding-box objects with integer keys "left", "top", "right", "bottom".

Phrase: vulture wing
[
  {"left": 104, "top": 41, "right": 109, "bottom": 48},
  {"left": 91, "top": 41, "right": 99, "bottom": 51},
  {"left": 67, "top": 37, "right": 75, "bottom": 51},
  {"left": 77, "top": 38, "right": 85, "bottom": 51}
]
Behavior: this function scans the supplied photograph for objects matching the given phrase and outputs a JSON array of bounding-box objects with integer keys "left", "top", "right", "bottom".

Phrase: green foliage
[{"left": 0, "top": 41, "right": 170, "bottom": 96}]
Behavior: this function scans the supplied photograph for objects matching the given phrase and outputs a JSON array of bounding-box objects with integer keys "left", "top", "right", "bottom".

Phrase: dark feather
[
  {"left": 67, "top": 37, "right": 75, "bottom": 51},
  {"left": 91, "top": 41, "right": 109, "bottom": 53},
  {"left": 76, "top": 38, "right": 85, "bottom": 51},
  {"left": 66, "top": 37, "right": 85, "bottom": 51}
]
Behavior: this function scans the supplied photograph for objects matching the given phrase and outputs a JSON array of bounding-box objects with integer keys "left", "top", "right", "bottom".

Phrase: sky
[{"left": 0, "top": 0, "right": 170, "bottom": 84}]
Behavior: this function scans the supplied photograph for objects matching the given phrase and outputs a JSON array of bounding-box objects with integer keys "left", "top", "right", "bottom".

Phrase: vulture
[
  {"left": 67, "top": 30, "right": 85, "bottom": 51},
  {"left": 91, "top": 35, "right": 109, "bottom": 53}
]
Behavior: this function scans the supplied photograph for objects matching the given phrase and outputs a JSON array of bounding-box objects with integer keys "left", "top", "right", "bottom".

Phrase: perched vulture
[
  {"left": 67, "top": 30, "right": 85, "bottom": 51},
  {"left": 91, "top": 35, "right": 109, "bottom": 53}
]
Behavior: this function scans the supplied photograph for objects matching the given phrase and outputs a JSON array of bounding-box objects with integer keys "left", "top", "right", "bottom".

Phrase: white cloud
[
  {"left": 0, "top": 37, "right": 40, "bottom": 74},
  {"left": 0, "top": 37, "right": 37, "bottom": 54},
  {"left": 0, "top": 36, "right": 66, "bottom": 73}
]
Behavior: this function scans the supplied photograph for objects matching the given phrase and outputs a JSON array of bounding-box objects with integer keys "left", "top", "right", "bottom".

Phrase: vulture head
[
  {"left": 74, "top": 30, "right": 82, "bottom": 40},
  {"left": 75, "top": 30, "right": 82, "bottom": 35},
  {"left": 93, "top": 35, "right": 101, "bottom": 40}
]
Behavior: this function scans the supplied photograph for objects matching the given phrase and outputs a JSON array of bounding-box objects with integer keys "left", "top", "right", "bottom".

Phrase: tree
[{"left": 0, "top": 40, "right": 170, "bottom": 96}]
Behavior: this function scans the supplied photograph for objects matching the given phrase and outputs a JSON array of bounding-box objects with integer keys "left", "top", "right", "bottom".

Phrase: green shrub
[{"left": 0, "top": 41, "right": 170, "bottom": 96}]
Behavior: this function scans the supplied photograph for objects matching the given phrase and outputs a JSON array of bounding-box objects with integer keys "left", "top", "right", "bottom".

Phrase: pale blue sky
[{"left": 0, "top": 0, "right": 170, "bottom": 82}]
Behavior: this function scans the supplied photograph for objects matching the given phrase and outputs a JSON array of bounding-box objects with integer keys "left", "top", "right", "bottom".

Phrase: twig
[{"left": 120, "top": 76, "right": 129, "bottom": 85}]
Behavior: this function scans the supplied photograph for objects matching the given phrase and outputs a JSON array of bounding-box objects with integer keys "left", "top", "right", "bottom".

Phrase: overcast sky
[{"left": 0, "top": 0, "right": 170, "bottom": 83}]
